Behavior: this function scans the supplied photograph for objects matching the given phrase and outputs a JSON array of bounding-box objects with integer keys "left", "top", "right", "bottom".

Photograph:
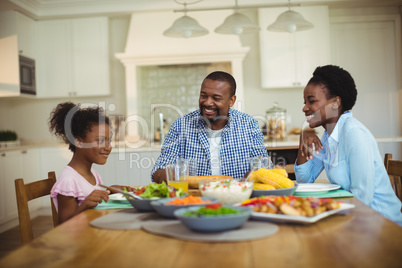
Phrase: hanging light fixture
[
  {"left": 214, "top": 0, "right": 260, "bottom": 35},
  {"left": 163, "top": 0, "right": 208, "bottom": 38},
  {"left": 267, "top": 0, "right": 314, "bottom": 33}
]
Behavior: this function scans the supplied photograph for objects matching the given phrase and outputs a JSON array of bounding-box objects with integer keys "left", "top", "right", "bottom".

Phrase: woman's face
[
  {"left": 76, "top": 123, "right": 112, "bottom": 165},
  {"left": 302, "top": 83, "right": 340, "bottom": 129}
]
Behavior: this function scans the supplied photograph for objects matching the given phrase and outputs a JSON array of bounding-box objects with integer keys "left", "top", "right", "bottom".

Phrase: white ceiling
[{"left": 2, "top": 0, "right": 402, "bottom": 19}]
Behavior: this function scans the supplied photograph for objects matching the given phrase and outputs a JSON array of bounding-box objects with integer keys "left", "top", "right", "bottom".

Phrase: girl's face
[
  {"left": 302, "top": 83, "right": 340, "bottom": 130},
  {"left": 77, "top": 123, "right": 112, "bottom": 165}
]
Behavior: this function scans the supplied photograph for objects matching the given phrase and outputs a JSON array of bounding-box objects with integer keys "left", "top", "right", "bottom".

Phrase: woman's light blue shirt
[{"left": 295, "top": 112, "right": 402, "bottom": 226}]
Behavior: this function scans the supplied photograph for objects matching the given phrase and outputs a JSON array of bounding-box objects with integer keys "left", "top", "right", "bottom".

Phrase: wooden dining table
[{"left": 1, "top": 197, "right": 402, "bottom": 268}]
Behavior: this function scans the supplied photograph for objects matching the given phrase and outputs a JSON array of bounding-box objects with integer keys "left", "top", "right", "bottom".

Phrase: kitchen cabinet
[
  {"left": 258, "top": 6, "right": 331, "bottom": 88},
  {"left": 0, "top": 148, "right": 42, "bottom": 232},
  {"left": 0, "top": 10, "right": 36, "bottom": 97},
  {"left": 36, "top": 17, "right": 110, "bottom": 98}
]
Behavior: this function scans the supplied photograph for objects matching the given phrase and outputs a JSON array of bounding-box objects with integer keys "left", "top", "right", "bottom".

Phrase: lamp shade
[
  {"left": 267, "top": 10, "right": 314, "bottom": 33},
  {"left": 215, "top": 12, "right": 260, "bottom": 35},
  {"left": 163, "top": 15, "right": 209, "bottom": 38}
]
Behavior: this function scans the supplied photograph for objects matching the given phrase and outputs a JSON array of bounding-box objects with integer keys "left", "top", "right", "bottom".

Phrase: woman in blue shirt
[{"left": 295, "top": 65, "right": 402, "bottom": 226}]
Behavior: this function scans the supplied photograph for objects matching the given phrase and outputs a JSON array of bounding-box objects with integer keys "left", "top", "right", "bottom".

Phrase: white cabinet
[
  {"left": 0, "top": 10, "right": 36, "bottom": 97},
  {"left": 258, "top": 6, "right": 331, "bottom": 88},
  {"left": 36, "top": 17, "right": 110, "bottom": 98},
  {"left": 0, "top": 148, "right": 42, "bottom": 232}
]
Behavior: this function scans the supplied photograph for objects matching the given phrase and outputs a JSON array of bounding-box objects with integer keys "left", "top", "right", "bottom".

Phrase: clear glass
[
  {"left": 266, "top": 102, "right": 287, "bottom": 140},
  {"left": 249, "top": 156, "right": 273, "bottom": 170}
]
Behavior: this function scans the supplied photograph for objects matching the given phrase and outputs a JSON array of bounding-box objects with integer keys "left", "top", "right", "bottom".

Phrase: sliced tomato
[
  {"left": 169, "top": 192, "right": 176, "bottom": 197},
  {"left": 205, "top": 203, "right": 222, "bottom": 209}
]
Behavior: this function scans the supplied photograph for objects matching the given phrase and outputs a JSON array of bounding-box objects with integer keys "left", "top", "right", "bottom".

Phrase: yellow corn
[
  {"left": 253, "top": 168, "right": 294, "bottom": 189},
  {"left": 271, "top": 168, "right": 288, "bottom": 178},
  {"left": 253, "top": 183, "right": 275, "bottom": 190},
  {"left": 249, "top": 171, "right": 259, "bottom": 183}
]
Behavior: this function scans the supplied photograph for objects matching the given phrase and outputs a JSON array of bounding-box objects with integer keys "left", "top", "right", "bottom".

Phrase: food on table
[
  {"left": 188, "top": 175, "right": 233, "bottom": 189},
  {"left": 250, "top": 168, "right": 294, "bottom": 189},
  {"left": 253, "top": 183, "right": 275, "bottom": 190},
  {"left": 183, "top": 203, "right": 242, "bottom": 217},
  {"left": 241, "top": 195, "right": 341, "bottom": 217},
  {"left": 166, "top": 196, "right": 211, "bottom": 205},
  {"left": 199, "top": 179, "right": 253, "bottom": 205},
  {"left": 167, "top": 181, "right": 189, "bottom": 193},
  {"left": 128, "top": 182, "right": 186, "bottom": 199}
]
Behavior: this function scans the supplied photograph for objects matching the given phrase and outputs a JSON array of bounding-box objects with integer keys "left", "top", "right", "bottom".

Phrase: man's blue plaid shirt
[{"left": 151, "top": 108, "right": 268, "bottom": 180}]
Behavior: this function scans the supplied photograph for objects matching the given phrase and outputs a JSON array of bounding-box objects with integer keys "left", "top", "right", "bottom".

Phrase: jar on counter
[{"left": 266, "top": 102, "right": 286, "bottom": 140}]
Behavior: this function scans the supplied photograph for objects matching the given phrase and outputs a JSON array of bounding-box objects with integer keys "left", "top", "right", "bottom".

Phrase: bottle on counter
[{"left": 266, "top": 102, "right": 286, "bottom": 141}]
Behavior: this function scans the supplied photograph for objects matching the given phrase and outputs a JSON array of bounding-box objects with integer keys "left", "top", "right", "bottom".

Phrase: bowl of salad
[
  {"left": 173, "top": 203, "right": 252, "bottom": 232},
  {"left": 151, "top": 196, "right": 219, "bottom": 219},
  {"left": 198, "top": 179, "right": 254, "bottom": 205},
  {"left": 127, "top": 182, "right": 187, "bottom": 212}
]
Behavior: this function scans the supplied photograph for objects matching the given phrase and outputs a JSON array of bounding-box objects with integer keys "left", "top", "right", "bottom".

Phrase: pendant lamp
[
  {"left": 163, "top": 1, "right": 208, "bottom": 38},
  {"left": 267, "top": 0, "right": 314, "bottom": 33},
  {"left": 214, "top": 0, "right": 260, "bottom": 35}
]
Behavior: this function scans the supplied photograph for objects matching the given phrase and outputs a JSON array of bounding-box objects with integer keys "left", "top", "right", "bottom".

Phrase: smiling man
[{"left": 151, "top": 71, "right": 268, "bottom": 183}]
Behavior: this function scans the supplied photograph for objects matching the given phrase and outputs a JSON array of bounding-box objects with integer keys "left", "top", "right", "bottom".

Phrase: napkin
[
  {"left": 294, "top": 189, "right": 354, "bottom": 198},
  {"left": 93, "top": 201, "right": 133, "bottom": 209}
]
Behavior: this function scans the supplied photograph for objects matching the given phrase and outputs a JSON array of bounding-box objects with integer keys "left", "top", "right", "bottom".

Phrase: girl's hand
[
  {"left": 110, "top": 185, "right": 135, "bottom": 193},
  {"left": 298, "top": 130, "right": 323, "bottom": 161},
  {"left": 82, "top": 189, "right": 110, "bottom": 208}
]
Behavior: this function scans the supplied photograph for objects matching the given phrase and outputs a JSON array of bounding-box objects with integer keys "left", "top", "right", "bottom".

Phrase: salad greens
[
  {"left": 184, "top": 206, "right": 242, "bottom": 217},
  {"left": 139, "top": 182, "right": 185, "bottom": 199}
]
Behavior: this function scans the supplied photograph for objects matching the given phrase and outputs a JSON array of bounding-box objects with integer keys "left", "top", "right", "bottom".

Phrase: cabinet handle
[
  {"left": 21, "top": 150, "right": 27, "bottom": 154},
  {"left": 1, "top": 153, "right": 5, "bottom": 157}
]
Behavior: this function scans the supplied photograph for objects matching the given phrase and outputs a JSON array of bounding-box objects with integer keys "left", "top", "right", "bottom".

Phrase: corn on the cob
[
  {"left": 253, "top": 183, "right": 275, "bottom": 190},
  {"left": 253, "top": 168, "right": 294, "bottom": 189},
  {"left": 249, "top": 171, "right": 259, "bottom": 183},
  {"left": 271, "top": 168, "right": 288, "bottom": 178}
]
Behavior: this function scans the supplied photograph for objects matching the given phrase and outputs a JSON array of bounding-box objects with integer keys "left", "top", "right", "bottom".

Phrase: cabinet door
[
  {"left": 71, "top": 17, "right": 110, "bottom": 96},
  {"left": 0, "top": 153, "right": 6, "bottom": 223},
  {"left": 16, "top": 12, "right": 36, "bottom": 59},
  {"left": 40, "top": 146, "right": 73, "bottom": 179},
  {"left": 127, "top": 151, "right": 160, "bottom": 186},
  {"left": 36, "top": 19, "right": 72, "bottom": 98},
  {"left": 259, "top": 6, "right": 331, "bottom": 88},
  {"left": 21, "top": 149, "right": 42, "bottom": 210},
  {"left": 3, "top": 151, "right": 23, "bottom": 221}
]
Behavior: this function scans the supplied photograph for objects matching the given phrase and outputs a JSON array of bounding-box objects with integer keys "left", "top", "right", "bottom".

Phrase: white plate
[
  {"left": 108, "top": 193, "right": 129, "bottom": 203},
  {"left": 251, "top": 203, "right": 355, "bottom": 224},
  {"left": 295, "top": 183, "right": 340, "bottom": 195}
]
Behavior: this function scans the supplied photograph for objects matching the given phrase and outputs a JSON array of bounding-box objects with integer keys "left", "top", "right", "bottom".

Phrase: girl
[
  {"left": 295, "top": 65, "right": 402, "bottom": 226},
  {"left": 49, "top": 102, "right": 133, "bottom": 224}
]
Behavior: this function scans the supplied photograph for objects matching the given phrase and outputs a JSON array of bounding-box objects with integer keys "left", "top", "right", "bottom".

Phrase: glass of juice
[{"left": 166, "top": 159, "right": 190, "bottom": 193}]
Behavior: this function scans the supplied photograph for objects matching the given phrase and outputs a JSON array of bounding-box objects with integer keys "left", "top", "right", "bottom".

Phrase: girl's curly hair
[{"left": 49, "top": 102, "right": 110, "bottom": 152}]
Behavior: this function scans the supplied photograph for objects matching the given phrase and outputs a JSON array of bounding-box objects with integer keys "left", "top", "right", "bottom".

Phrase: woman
[{"left": 295, "top": 65, "right": 402, "bottom": 226}]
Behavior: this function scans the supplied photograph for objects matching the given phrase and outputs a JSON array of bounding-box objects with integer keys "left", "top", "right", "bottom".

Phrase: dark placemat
[
  {"left": 90, "top": 209, "right": 175, "bottom": 230},
  {"left": 141, "top": 221, "right": 279, "bottom": 242}
]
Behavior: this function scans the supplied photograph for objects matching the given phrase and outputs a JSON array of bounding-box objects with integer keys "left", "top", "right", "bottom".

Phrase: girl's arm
[{"left": 57, "top": 189, "right": 110, "bottom": 223}]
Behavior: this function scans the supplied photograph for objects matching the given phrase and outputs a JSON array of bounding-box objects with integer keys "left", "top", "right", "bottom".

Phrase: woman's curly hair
[
  {"left": 48, "top": 102, "right": 110, "bottom": 152},
  {"left": 307, "top": 65, "right": 357, "bottom": 112}
]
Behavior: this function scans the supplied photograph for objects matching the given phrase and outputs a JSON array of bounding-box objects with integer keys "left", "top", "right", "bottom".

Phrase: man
[{"left": 151, "top": 71, "right": 268, "bottom": 183}]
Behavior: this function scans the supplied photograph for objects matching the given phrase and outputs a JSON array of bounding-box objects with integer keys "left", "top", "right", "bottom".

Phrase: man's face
[{"left": 199, "top": 79, "right": 236, "bottom": 129}]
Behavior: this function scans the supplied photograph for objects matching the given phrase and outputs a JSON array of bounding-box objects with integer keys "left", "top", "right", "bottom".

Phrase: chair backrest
[
  {"left": 14, "top": 171, "right": 58, "bottom": 245},
  {"left": 384, "top": 153, "right": 402, "bottom": 202}
]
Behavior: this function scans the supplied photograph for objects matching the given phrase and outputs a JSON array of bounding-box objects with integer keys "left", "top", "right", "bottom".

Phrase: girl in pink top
[{"left": 49, "top": 102, "right": 133, "bottom": 224}]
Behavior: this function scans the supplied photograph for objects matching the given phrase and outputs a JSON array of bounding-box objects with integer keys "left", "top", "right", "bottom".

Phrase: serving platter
[
  {"left": 250, "top": 202, "right": 355, "bottom": 224},
  {"left": 295, "top": 183, "right": 340, "bottom": 196}
]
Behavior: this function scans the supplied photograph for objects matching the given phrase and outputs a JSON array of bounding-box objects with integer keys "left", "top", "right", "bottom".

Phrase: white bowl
[{"left": 198, "top": 179, "right": 254, "bottom": 205}]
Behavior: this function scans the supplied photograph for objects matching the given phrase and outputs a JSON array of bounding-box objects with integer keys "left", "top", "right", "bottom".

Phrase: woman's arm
[{"left": 57, "top": 189, "right": 110, "bottom": 223}]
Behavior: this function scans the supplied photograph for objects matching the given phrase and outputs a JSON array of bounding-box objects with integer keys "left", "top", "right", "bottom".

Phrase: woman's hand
[{"left": 297, "top": 130, "right": 323, "bottom": 164}]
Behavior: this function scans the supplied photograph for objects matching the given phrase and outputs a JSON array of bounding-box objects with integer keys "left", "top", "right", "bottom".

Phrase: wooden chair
[
  {"left": 384, "top": 153, "right": 402, "bottom": 202},
  {"left": 14, "top": 171, "right": 58, "bottom": 245}
]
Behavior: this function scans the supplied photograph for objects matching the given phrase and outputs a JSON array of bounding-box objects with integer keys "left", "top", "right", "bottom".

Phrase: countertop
[{"left": 1, "top": 136, "right": 401, "bottom": 153}]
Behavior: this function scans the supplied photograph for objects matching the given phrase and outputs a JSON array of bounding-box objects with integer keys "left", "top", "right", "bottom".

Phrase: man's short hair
[{"left": 204, "top": 71, "right": 236, "bottom": 97}]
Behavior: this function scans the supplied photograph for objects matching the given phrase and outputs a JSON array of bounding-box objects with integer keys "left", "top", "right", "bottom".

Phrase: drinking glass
[
  {"left": 249, "top": 156, "right": 272, "bottom": 170},
  {"left": 166, "top": 158, "right": 190, "bottom": 193}
]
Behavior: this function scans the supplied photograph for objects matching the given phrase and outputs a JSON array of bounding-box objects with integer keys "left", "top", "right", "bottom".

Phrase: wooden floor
[{"left": 0, "top": 216, "right": 54, "bottom": 259}]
